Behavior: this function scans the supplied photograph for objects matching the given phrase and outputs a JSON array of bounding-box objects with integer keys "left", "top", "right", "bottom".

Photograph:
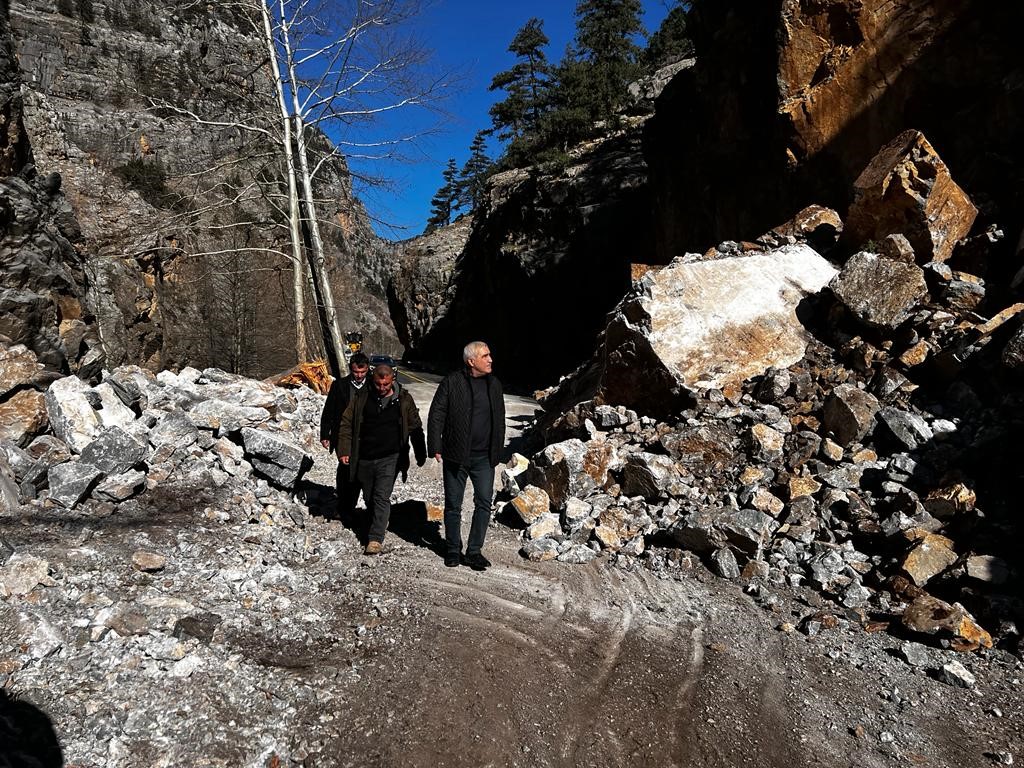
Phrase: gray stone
[
  {"left": 899, "top": 641, "right": 932, "bottom": 668},
  {"left": 592, "top": 405, "right": 636, "bottom": 428},
  {"left": 671, "top": 508, "right": 727, "bottom": 554},
  {"left": 47, "top": 461, "right": 103, "bottom": 508},
  {"left": 0, "top": 452, "right": 20, "bottom": 517},
  {"left": 711, "top": 547, "right": 740, "bottom": 579},
  {"left": 556, "top": 544, "right": 598, "bottom": 564},
  {"left": 0, "top": 554, "right": 50, "bottom": 596},
  {"left": 521, "top": 538, "right": 559, "bottom": 562},
  {"left": 241, "top": 427, "right": 309, "bottom": 489},
  {"left": 173, "top": 612, "right": 223, "bottom": 643},
  {"left": 937, "top": 660, "right": 976, "bottom": 688},
  {"left": 620, "top": 452, "right": 677, "bottom": 499},
  {"left": 718, "top": 508, "right": 778, "bottom": 554},
  {"left": 822, "top": 384, "right": 879, "bottom": 446},
  {"left": 877, "top": 408, "right": 934, "bottom": 450},
  {"left": 79, "top": 426, "right": 146, "bottom": 474},
  {"left": 830, "top": 252, "right": 927, "bottom": 329},
  {"left": 44, "top": 375, "right": 103, "bottom": 453},
  {"left": 965, "top": 555, "right": 1011, "bottom": 585},
  {"left": 188, "top": 399, "right": 270, "bottom": 432},
  {"left": 150, "top": 410, "right": 200, "bottom": 448},
  {"left": 93, "top": 470, "right": 146, "bottom": 502},
  {"left": 0, "top": 535, "right": 12, "bottom": 566},
  {"left": 755, "top": 367, "right": 791, "bottom": 403}
]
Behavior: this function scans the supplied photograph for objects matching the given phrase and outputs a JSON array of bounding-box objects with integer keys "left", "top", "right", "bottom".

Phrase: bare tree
[{"left": 142, "top": 0, "right": 449, "bottom": 376}]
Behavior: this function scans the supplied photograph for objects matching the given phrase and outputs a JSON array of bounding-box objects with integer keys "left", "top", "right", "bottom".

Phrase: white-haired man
[{"left": 427, "top": 342, "right": 506, "bottom": 569}]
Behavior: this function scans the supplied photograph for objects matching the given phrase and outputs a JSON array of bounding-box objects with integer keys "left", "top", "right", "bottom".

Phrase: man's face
[
  {"left": 350, "top": 364, "right": 369, "bottom": 384},
  {"left": 467, "top": 346, "right": 493, "bottom": 377},
  {"left": 374, "top": 373, "right": 394, "bottom": 397}
]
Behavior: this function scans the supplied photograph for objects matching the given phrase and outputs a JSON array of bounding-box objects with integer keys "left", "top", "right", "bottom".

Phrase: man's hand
[
  {"left": 434, "top": 453, "right": 441, "bottom": 463},
  {"left": 321, "top": 439, "right": 331, "bottom": 450},
  {"left": 341, "top": 455, "right": 350, "bottom": 465}
]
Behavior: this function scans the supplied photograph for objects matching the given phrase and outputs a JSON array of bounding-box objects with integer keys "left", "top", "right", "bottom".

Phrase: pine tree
[
  {"left": 424, "top": 158, "right": 459, "bottom": 233},
  {"left": 488, "top": 18, "right": 552, "bottom": 143},
  {"left": 643, "top": 2, "right": 694, "bottom": 70},
  {"left": 456, "top": 132, "right": 493, "bottom": 211},
  {"left": 573, "top": 0, "right": 644, "bottom": 125}
]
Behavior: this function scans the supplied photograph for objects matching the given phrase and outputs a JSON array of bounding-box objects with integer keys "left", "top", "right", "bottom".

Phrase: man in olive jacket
[
  {"left": 338, "top": 364, "right": 426, "bottom": 555},
  {"left": 427, "top": 341, "right": 506, "bottom": 570}
]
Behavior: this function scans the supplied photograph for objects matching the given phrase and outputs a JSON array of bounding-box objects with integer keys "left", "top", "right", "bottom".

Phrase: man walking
[
  {"left": 320, "top": 353, "right": 370, "bottom": 523},
  {"left": 338, "top": 364, "right": 426, "bottom": 555},
  {"left": 428, "top": 342, "right": 505, "bottom": 570}
]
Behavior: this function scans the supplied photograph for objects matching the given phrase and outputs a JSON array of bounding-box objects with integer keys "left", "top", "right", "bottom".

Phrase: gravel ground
[{"left": 1, "top": 378, "right": 1021, "bottom": 768}]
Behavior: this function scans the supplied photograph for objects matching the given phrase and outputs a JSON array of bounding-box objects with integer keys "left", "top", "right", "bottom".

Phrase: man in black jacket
[
  {"left": 427, "top": 341, "right": 506, "bottom": 570},
  {"left": 338, "top": 364, "right": 426, "bottom": 555},
  {"left": 320, "top": 353, "right": 369, "bottom": 523}
]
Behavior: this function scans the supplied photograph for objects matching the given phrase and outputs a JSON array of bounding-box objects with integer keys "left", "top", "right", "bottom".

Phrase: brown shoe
[{"left": 364, "top": 540, "right": 383, "bottom": 555}]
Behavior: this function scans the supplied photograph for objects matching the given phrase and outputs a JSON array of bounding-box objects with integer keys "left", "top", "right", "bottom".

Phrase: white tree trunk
[
  {"left": 260, "top": 0, "right": 308, "bottom": 363},
  {"left": 277, "top": 0, "right": 347, "bottom": 374}
]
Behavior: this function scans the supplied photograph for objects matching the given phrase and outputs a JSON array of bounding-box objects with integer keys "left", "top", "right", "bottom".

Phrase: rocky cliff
[
  {"left": 0, "top": 1, "right": 103, "bottom": 378},
  {"left": 391, "top": 118, "right": 658, "bottom": 386},
  {"left": 645, "top": 0, "right": 1024, "bottom": 262},
  {"left": 6, "top": 0, "right": 398, "bottom": 377}
]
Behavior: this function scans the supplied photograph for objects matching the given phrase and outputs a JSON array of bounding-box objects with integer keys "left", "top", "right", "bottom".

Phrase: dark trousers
[
  {"left": 355, "top": 454, "right": 398, "bottom": 543},
  {"left": 442, "top": 453, "right": 495, "bottom": 557},
  {"left": 336, "top": 462, "right": 362, "bottom": 523}
]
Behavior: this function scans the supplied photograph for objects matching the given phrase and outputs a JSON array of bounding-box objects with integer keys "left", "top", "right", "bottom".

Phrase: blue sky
[{"left": 352, "top": 0, "right": 674, "bottom": 241}]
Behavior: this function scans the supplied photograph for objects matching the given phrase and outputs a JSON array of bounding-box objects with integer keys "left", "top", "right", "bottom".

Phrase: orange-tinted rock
[
  {"left": 0, "top": 389, "right": 48, "bottom": 447},
  {"left": 845, "top": 130, "right": 977, "bottom": 263},
  {"left": 901, "top": 533, "right": 957, "bottom": 586},
  {"left": 901, "top": 594, "right": 992, "bottom": 652}
]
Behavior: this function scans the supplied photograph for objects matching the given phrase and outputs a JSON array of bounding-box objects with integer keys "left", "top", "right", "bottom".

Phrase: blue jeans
[
  {"left": 356, "top": 454, "right": 398, "bottom": 543},
  {"left": 442, "top": 453, "right": 495, "bottom": 557}
]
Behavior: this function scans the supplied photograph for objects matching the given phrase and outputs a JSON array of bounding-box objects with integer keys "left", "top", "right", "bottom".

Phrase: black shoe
[
  {"left": 444, "top": 553, "right": 460, "bottom": 567},
  {"left": 463, "top": 553, "right": 490, "bottom": 571}
]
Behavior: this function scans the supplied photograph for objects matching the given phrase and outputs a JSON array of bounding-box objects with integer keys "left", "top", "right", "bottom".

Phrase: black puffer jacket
[{"left": 427, "top": 369, "right": 505, "bottom": 466}]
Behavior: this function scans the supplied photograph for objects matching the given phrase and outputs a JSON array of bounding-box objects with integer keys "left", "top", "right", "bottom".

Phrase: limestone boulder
[
  {"left": 566, "top": 244, "right": 837, "bottom": 416},
  {"left": 510, "top": 485, "right": 550, "bottom": 526},
  {"left": 522, "top": 439, "right": 620, "bottom": 510},
  {"left": 901, "top": 532, "right": 957, "bottom": 586},
  {"left": 79, "top": 427, "right": 147, "bottom": 475},
  {"left": 845, "top": 130, "right": 977, "bottom": 263},
  {"left": 829, "top": 252, "right": 927, "bottom": 329},
  {"left": 44, "top": 376, "right": 102, "bottom": 453},
  {"left": 240, "top": 428, "right": 310, "bottom": 490},
  {"left": 47, "top": 461, "right": 103, "bottom": 508}
]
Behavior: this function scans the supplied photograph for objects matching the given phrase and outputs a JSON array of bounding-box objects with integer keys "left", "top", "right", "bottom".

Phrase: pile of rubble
[
  {"left": 0, "top": 339, "right": 319, "bottom": 535},
  {"left": 504, "top": 130, "right": 1021, "bottom": 659}
]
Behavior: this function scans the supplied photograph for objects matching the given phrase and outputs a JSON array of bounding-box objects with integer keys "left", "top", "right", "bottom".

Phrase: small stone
[
  {"left": 47, "top": 461, "right": 103, "bottom": 508},
  {"left": 131, "top": 551, "right": 167, "bottom": 573},
  {"left": 526, "top": 513, "right": 562, "bottom": 541},
  {"left": 898, "top": 642, "right": 932, "bottom": 667},
  {"left": 710, "top": 547, "right": 740, "bottom": 579},
  {"left": 936, "top": 660, "right": 975, "bottom": 688},
  {"left": 822, "top": 384, "right": 880, "bottom": 446},
  {"left": 902, "top": 533, "right": 957, "bottom": 586},
  {"left": 0, "top": 555, "right": 50, "bottom": 596},
  {"left": 821, "top": 438, "right": 844, "bottom": 462},
  {"left": 965, "top": 555, "right": 1010, "bottom": 585},
  {"left": 789, "top": 476, "right": 821, "bottom": 500},
  {"left": 510, "top": 485, "right": 550, "bottom": 525},
  {"left": 521, "top": 538, "right": 559, "bottom": 562}
]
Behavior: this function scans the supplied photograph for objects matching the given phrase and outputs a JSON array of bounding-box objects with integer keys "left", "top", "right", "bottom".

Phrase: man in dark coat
[
  {"left": 338, "top": 364, "right": 426, "bottom": 555},
  {"left": 427, "top": 341, "right": 506, "bottom": 570},
  {"left": 320, "top": 353, "right": 370, "bottom": 523}
]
